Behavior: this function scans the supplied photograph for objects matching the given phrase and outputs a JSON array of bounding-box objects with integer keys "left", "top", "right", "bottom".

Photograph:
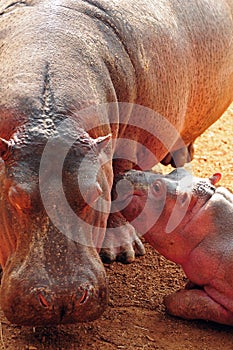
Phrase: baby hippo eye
[
  {"left": 151, "top": 180, "right": 165, "bottom": 197},
  {"left": 154, "top": 183, "right": 160, "bottom": 193},
  {"left": 8, "top": 185, "right": 31, "bottom": 211}
]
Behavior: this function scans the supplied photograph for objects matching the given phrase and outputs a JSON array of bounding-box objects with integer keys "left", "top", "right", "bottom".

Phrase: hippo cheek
[
  {"left": 165, "top": 192, "right": 194, "bottom": 233},
  {"left": 0, "top": 238, "right": 108, "bottom": 325}
]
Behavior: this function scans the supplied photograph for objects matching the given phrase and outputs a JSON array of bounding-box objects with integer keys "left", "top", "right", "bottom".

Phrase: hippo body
[
  {"left": 116, "top": 168, "right": 233, "bottom": 325},
  {"left": 0, "top": 0, "right": 233, "bottom": 325}
]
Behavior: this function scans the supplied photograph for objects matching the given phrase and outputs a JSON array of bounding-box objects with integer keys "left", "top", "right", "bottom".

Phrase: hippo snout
[
  {"left": 0, "top": 267, "right": 107, "bottom": 326},
  {"left": 0, "top": 233, "right": 108, "bottom": 325},
  {"left": 1, "top": 268, "right": 108, "bottom": 325}
]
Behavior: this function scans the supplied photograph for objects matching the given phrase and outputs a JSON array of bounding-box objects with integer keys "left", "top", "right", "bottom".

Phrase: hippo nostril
[
  {"left": 75, "top": 286, "right": 94, "bottom": 306},
  {"left": 60, "top": 306, "right": 66, "bottom": 322},
  {"left": 79, "top": 289, "right": 89, "bottom": 305},
  {"left": 38, "top": 293, "right": 50, "bottom": 308}
]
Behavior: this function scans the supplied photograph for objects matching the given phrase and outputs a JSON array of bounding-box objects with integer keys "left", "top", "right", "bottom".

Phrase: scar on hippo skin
[
  {"left": 37, "top": 64, "right": 60, "bottom": 135},
  {"left": 115, "top": 168, "right": 233, "bottom": 325}
]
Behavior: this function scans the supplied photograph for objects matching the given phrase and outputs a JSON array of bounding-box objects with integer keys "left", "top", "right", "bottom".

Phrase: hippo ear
[
  {"left": 95, "top": 134, "right": 112, "bottom": 152},
  {"left": 209, "top": 173, "right": 222, "bottom": 185},
  {"left": 0, "top": 138, "right": 10, "bottom": 158}
]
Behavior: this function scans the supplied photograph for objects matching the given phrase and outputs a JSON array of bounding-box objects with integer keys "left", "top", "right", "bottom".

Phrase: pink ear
[
  {"left": 0, "top": 138, "right": 10, "bottom": 158},
  {"left": 95, "top": 134, "right": 112, "bottom": 152},
  {"left": 209, "top": 173, "right": 222, "bottom": 185}
]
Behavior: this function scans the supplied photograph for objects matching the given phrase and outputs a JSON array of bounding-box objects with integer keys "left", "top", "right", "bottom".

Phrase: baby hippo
[{"left": 113, "top": 168, "right": 233, "bottom": 325}]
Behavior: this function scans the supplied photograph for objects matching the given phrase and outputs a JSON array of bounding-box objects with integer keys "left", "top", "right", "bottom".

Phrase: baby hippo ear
[
  {"left": 0, "top": 138, "right": 11, "bottom": 158},
  {"left": 95, "top": 134, "right": 112, "bottom": 152},
  {"left": 209, "top": 173, "right": 222, "bottom": 185}
]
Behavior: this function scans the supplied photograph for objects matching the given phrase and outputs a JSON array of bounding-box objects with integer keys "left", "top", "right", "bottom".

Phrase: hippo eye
[
  {"left": 154, "top": 183, "right": 160, "bottom": 193},
  {"left": 8, "top": 185, "right": 31, "bottom": 211},
  {"left": 152, "top": 180, "right": 164, "bottom": 197}
]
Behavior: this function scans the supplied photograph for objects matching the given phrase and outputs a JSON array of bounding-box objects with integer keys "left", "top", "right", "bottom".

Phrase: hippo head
[
  {"left": 0, "top": 116, "right": 112, "bottom": 325},
  {"left": 113, "top": 168, "right": 221, "bottom": 258}
]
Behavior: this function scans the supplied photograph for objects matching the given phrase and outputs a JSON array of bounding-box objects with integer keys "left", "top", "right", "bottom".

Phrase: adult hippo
[{"left": 0, "top": 0, "right": 233, "bottom": 325}]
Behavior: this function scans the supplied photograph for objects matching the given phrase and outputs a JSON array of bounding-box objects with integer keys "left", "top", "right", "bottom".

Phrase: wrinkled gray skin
[
  {"left": 115, "top": 168, "right": 233, "bottom": 325},
  {"left": 0, "top": 0, "right": 233, "bottom": 325}
]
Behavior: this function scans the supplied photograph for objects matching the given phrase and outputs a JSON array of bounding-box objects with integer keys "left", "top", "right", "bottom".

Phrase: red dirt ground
[{"left": 0, "top": 104, "right": 233, "bottom": 350}]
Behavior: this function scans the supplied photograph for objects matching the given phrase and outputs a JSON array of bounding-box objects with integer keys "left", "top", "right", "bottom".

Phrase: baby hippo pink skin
[{"left": 114, "top": 169, "right": 233, "bottom": 325}]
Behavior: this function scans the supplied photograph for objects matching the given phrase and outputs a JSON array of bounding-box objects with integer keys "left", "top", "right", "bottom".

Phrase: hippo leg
[
  {"left": 100, "top": 212, "right": 145, "bottom": 264},
  {"left": 164, "top": 289, "right": 233, "bottom": 326}
]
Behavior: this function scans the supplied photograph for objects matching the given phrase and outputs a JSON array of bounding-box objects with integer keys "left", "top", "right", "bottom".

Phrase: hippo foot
[
  {"left": 164, "top": 289, "right": 233, "bottom": 326},
  {"left": 100, "top": 212, "right": 145, "bottom": 264}
]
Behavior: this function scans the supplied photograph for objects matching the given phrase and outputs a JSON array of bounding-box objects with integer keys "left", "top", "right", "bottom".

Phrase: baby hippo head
[{"left": 112, "top": 168, "right": 221, "bottom": 236}]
